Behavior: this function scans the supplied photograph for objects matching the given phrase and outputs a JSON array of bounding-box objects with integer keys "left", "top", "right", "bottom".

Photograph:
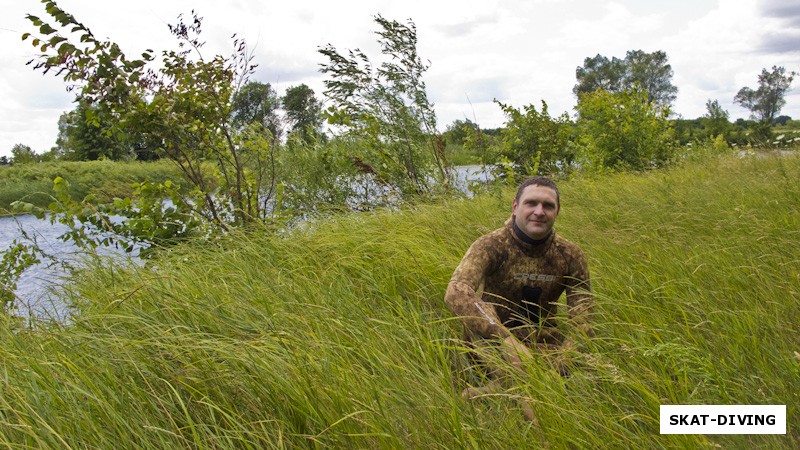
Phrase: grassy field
[
  {"left": 1, "top": 153, "right": 798, "bottom": 448},
  {"left": 0, "top": 160, "right": 182, "bottom": 215}
]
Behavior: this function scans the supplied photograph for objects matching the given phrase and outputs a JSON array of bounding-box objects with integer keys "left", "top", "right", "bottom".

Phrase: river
[{"left": 0, "top": 165, "right": 492, "bottom": 319}]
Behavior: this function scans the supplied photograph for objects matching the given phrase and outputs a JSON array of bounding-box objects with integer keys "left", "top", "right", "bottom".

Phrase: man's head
[{"left": 512, "top": 176, "right": 560, "bottom": 240}]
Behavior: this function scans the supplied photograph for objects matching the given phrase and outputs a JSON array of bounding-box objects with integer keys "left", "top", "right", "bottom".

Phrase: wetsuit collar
[{"left": 510, "top": 215, "right": 554, "bottom": 251}]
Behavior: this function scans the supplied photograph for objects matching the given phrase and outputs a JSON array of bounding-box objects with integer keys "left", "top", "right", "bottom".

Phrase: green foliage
[
  {"left": 734, "top": 66, "right": 796, "bottom": 124},
  {"left": 442, "top": 119, "right": 496, "bottom": 166},
  {"left": 319, "top": 15, "right": 450, "bottom": 197},
  {"left": 574, "top": 50, "right": 677, "bottom": 109},
  {"left": 674, "top": 134, "right": 734, "bottom": 162},
  {"left": 277, "top": 136, "right": 376, "bottom": 215},
  {"left": 10, "top": 144, "right": 39, "bottom": 165},
  {"left": 0, "top": 160, "right": 182, "bottom": 214},
  {"left": 55, "top": 100, "right": 139, "bottom": 161},
  {"left": 701, "top": 99, "right": 731, "bottom": 139},
  {"left": 281, "top": 83, "right": 324, "bottom": 143},
  {"left": 1, "top": 154, "right": 798, "bottom": 448},
  {"left": 23, "top": 1, "right": 280, "bottom": 233},
  {"left": 231, "top": 81, "right": 281, "bottom": 141},
  {"left": 0, "top": 240, "right": 41, "bottom": 312},
  {"left": 443, "top": 119, "right": 479, "bottom": 146},
  {"left": 495, "top": 100, "right": 575, "bottom": 177},
  {"left": 576, "top": 88, "right": 675, "bottom": 171},
  {"left": 13, "top": 176, "right": 203, "bottom": 258}
]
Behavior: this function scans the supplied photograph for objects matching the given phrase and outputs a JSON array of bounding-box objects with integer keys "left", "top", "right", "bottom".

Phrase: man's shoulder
[
  {"left": 471, "top": 224, "right": 512, "bottom": 246},
  {"left": 463, "top": 225, "right": 513, "bottom": 258},
  {"left": 553, "top": 233, "right": 587, "bottom": 260}
]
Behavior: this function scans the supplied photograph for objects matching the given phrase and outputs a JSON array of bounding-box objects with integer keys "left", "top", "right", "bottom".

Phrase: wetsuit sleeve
[
  {"left": 565, "top": 246, "right": 594, "bottom": 337},
  {"left": 445, "top": 236, "right": 510, "bottom": 339}
]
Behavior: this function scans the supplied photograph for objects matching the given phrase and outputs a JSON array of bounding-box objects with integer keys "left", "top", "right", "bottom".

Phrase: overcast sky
[{"left": 2, "top": 0, "right": 799, "bottom": 158}]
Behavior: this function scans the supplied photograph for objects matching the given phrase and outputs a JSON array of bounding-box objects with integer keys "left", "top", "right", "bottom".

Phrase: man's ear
[{"left": 512, "top": 199, "right": 518, "bottom": 215}]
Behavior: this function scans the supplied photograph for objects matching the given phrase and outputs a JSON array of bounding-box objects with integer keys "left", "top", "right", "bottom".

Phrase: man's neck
[{"left": 512, "top": 218, "right": 553, "bottom": 246}]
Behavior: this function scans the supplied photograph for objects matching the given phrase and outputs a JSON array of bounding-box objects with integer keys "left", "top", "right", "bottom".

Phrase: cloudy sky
[{"left": 1, "top": 0, "right": 799, "bottom": 158}]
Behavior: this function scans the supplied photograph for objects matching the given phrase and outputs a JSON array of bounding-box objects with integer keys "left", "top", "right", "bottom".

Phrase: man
[{"left": 445, "top": 176, "right": 593, "bottom": 401}]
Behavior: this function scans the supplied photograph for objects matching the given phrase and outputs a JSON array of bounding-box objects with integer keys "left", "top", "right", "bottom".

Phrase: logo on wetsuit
[{"left": 513, "top": 273, "right": 556, "bottom": 282}]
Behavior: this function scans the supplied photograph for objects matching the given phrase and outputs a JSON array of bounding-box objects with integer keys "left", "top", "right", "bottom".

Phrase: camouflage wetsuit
[{"left": 445, "top": 217, "right": 592, "bottom": 346}]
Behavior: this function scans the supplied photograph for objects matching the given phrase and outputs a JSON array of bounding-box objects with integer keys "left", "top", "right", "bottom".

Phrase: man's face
[{"left": 512, "top": 185, "right": 559, "bottom": 240}]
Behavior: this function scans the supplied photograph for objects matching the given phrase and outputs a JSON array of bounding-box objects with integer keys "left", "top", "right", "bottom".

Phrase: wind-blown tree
[
  {"left": 281, "top": 84, "right": 323, "bottom": 143},
  {"left": 319, "top": 15, "right": 449, "bottom": 196},
  {"left": 22, "top": 1, "right": 280, "bottom": 242},
  {"left": 734, "top": 66, "right": 796, "bottom": 124},
  {"left": 574, "top": 50, "right": 677, "bottom": 109}
]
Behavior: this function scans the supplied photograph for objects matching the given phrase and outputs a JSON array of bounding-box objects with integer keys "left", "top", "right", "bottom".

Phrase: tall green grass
[
  {"left": 0, "top": 160, "right": 182, "bottom": 214},
  {"left": 1, "top": 154, "right": 798, "bottom": 448}
]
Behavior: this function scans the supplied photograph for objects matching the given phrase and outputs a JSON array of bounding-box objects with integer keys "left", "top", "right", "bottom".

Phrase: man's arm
[
  {"left": 445, "top": 237, "right": 511, "bottom": 340},
  {"left": 565, "top": 246, "right": 594, "bottom": 338}
]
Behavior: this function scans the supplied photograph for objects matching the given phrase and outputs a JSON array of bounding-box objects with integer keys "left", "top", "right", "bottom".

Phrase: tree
[
  {"left": 281, "top": 84, "right": 323, "bottom": 142},
  {"left": 576, "top": 88, "right": 675, "bottom": 171},
  {"left": 0, "top": 156, "right": 9, "bottom": 166},
  {"left": 443, "top": 119, "right": 479, "bottom": 146},
  {"left": 54, "top": 100, "right": 134, "bottom": 160},
  {"left": 231, "top": 81, "right": 282, "bottom": 141},
  {"left": 701, "top": 99, "right": 730, "bottom": 139},
  {"left": 773, "top": 115, "right": 791, "bottom": 126},
  {"left": 573, "top": 54, "right": 626, "bottom": 95},
  {"left": 734, "top": 66, "right": 796, "bottom": 123},
  {"left": 574, "top": 50, "right": 677, "bottom": 109},
  {"left": 319, "top": 15, "right": 449, "bottom": 196},
  {"left": 23, "top": 1, "right": 280, "bottom": 236},
  {"left": 10, "top": 144, "right": 39, "bottom": 165}
]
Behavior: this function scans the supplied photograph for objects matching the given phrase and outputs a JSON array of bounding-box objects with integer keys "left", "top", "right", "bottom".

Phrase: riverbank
[
  {"left": 1, "top": 153, "right": 798, "bottom": 448},
  {"left": 0, "top": 160, "right": 182, "bottom": 215}
]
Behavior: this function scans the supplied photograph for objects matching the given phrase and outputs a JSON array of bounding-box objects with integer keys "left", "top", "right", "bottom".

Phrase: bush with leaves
[
  {"left": 576, "top": 88, "right": 675, "bottom": 172},
  {"left": 23, "top": 1, "right": 280, "bottom": 233},
  {"left": 494, "top": 100, "right": 575, "bottom": 178}
]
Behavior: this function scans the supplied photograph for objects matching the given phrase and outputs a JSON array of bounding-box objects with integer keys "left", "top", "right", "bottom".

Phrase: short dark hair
[{"left": 515, "top": 176, "right": 560, "bottom": 209}]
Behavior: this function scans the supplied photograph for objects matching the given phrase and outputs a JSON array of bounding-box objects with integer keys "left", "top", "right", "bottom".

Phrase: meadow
[
  {"left": 0, "top": 160, "right": 182, "bottom": 214},
  {"left": 0, "top": 153, "right": 798, "bottom": 448}
]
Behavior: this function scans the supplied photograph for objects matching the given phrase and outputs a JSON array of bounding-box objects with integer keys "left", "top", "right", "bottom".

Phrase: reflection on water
[{"left": 0, "top": 214, "right": 83, "bottom": 320}]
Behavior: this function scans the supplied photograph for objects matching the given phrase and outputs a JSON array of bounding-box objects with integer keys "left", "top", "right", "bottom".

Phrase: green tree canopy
[
  {"left": 443, "top": 119, "right": 479, "bottom": 146},
  {"left": 54, "top": 100, "right": 135, "bottom": 161},
  {"left": 281, "top": 84, "right": 323, "bottom": 142},
  {"left": 231, "top": 81, "right": 282, "bottom": 141},
  {"left": 574, "top": 50, "right": 677, "bottom": 109},
  {"left": 734, "top": 66, "right": 796, "bottom": 123}
]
